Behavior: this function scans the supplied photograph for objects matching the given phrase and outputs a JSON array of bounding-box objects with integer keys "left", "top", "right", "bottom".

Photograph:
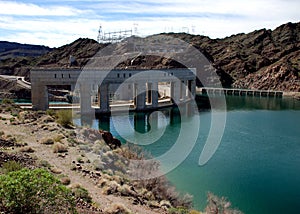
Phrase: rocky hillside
[
  {"left": 0, "top": 22, "right": 299, "bottom": 96},
  {"left": 164, "top": 22, "right": 300, "bottom": 91},
  {"left": 0, "top": 38, "right": 106, "bottom": 81},
  {"left": 0, "top": 41, "right": 51, "bottom": 60}
]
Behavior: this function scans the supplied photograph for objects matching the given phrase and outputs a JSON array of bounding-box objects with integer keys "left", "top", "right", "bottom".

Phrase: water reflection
[{"left": 95, "top": 102, "right": 198, "bottom": 141}]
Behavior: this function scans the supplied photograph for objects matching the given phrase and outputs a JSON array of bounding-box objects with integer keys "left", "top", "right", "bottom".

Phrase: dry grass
[
  {"left": 103, "top": 203, "right": 131, "bottom": 214},
  {"left": 53, "top": 143, "right": 68, "bottom": 153}
]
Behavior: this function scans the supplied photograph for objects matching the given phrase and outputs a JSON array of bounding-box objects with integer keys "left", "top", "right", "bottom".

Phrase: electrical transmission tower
[{"left": 97, "top": 25, "right": 133, "bottom": 43}]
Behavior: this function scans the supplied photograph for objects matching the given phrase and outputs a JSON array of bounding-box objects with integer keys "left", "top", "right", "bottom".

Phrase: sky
[{"left": 0, "top": 0, "right": 299, "bottom": 47}]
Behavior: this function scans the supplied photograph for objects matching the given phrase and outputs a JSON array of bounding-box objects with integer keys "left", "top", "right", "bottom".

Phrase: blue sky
[{"left": 0, "top": 0, "right": 299, "bottom": 47}]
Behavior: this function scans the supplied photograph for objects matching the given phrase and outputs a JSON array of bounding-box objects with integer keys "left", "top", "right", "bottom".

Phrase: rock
[
  {"left": 100, "top": 130, "right": 121, "bottom": 149},
  {"left": 160, "top": 200, "right": 172, "bottom": 208},
  {"left": 148, "top": 200, "right": 161, "bottom": 208}
]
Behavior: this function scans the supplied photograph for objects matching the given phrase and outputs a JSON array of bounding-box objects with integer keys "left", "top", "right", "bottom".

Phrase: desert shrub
[
  {"left": 0, "top": 161, "right": 23, "bottom": 174},
  {"left": 41, "top": 137, "right": 55, "bottom": 145},
  {"left": 50, "top": 167, "right": 62, "bottom": 174},
  {"left": 46, "top": 109, "right": 56, "bottom": 117},
  {"left": 39, "top": 160, "right": 51, "bottom": 168},
  {"left": 55, "top": 133, "right": 65, "bottom": 142},
  {"left": 56, "top": 110, "right": 73, "bottom": 128},
  {"left": 0, "top": 168, "right": 76, "bottom": 213},
  {"left": 71, "top": 186, "right": 92, "bottom": 203},
  {"left": 168, "top": 207, "right": 189, "bottom": 214},
  {"left": 103, "top": 203, "right": 131, "bottom": 214},
  {"left": 61, "top": 177, "right": 71, "bottom": 185},
  {"left": 120, "top": 144, "right": 192, "bottom": 209},
  {"left": 11, "top": 112, "right": 18, "bottom": 117},
  {"left": 1, "top": 98, "right": 14, "bottom": 104},
  {"left": 53, "top": 143, "right": 68, "bottom": 153}
]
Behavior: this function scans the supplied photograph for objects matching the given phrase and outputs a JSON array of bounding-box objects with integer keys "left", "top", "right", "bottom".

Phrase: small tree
[{"left": 0, "top": 168, "right": 76, "bottom": 213}]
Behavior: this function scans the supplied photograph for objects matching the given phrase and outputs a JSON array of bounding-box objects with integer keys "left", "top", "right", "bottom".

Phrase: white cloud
[
  {"left": 0, "top": 1, "right": 84, "bottom": 16},
  {"left": 0, "top": 0, "right": 299, "bottom": 47}
]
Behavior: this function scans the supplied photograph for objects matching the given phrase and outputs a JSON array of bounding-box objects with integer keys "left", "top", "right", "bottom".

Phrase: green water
[{"left": 77, "top": 96, "right": 300, "bottom": 214}]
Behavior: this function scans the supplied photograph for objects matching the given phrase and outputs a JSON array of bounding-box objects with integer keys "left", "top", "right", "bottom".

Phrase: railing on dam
[{"left": 198, "top": 87, "right": 283, "bottom": 97}]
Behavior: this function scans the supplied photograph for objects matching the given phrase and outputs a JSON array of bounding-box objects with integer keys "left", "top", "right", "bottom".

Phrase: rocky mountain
[
  {"left": 0, "top": 21, "right": 299, "bottom": 99},
  {"left": 0, "top": 41, "right": 52, "bottom": 60},
  {"left": 163, "top": 22, "right": 300, "bottom": 91}
]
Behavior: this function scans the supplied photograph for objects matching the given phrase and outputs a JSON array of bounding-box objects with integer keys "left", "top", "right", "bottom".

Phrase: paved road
[{"left": 0, "top": 75, "right": 31, "bottom": 89}]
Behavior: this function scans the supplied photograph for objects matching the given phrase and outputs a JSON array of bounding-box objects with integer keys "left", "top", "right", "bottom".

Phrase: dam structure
[
  {"left": 30, "top": 68, "right": 196, "bottom": 114},
  {"left": 199, "top": 87, "right": 283, "bottom": 97}
]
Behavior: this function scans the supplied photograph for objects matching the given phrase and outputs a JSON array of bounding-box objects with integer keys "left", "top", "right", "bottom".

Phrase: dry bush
[
  {"left": 40, "top": 137, "right": 54, "bottom": 145},
  {"left": 71, "top": 185, "right": 92, "bottom": 203},
  {"left": 56, "top": 110, "right": 73, "bottom": 128},
  {"left": 50, "top": 167, "right": 62, "bottom": 174},
  {"left": 117, "top": 184, "right": 136, "bottom": 197},
  {"left": 53, "top": 143, "right": 68, "bottom": 153},
  {"left": 102, "top": 181, "right": 120, "bottom": 195},
  {"left": 39, "top": 160, "right": 51, "bottom": 168},
  {"left": 103, "top": 203, "right": 131, "bottom": 214},
  {"left": 53, "top": 134, "right": 65, "bottom": 142},
  {"left": 114, "top": 143, "right": 193, "bottom": 209},
  {"left": 19, "top": 146, "right": 35, "bottom": 153},
  {"left": 205, "top": 192, "right": 243, "bottom": 214}
]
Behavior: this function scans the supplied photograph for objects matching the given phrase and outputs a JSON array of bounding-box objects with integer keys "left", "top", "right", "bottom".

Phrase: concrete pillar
[
  {"left": 171, "top": 81, "right": 181, "bottom": 103},
  {"left": 146, "top": 82, "right": 152, "bottom": 104},
  {"left": 70, "top": 84, "right": 75, "bottom": 92},
  {"left": 188, "top": 80, "right": 196, "bottom": 98},
  {"left": 80, "top": 83, "right": 92, "bottom": 114},
  {"left": 99, "top": 83, "right": 109, "bottom": 112},
  {"left": 152, "top": 82, "right": 159, "bottom": 108},
  {"left": 135, "top": 82, "right": 146, "bottom": 110},
  {"left": 32, "top": 84, "right": 48, "bottom": 110},
  {"left": 180, "top": 80, "right": 184, "bottom": 100}
]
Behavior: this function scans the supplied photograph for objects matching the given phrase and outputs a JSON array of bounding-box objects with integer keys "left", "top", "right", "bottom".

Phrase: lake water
[{"left": 75, "top": 95, "right": 300, "bottom": 214}]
